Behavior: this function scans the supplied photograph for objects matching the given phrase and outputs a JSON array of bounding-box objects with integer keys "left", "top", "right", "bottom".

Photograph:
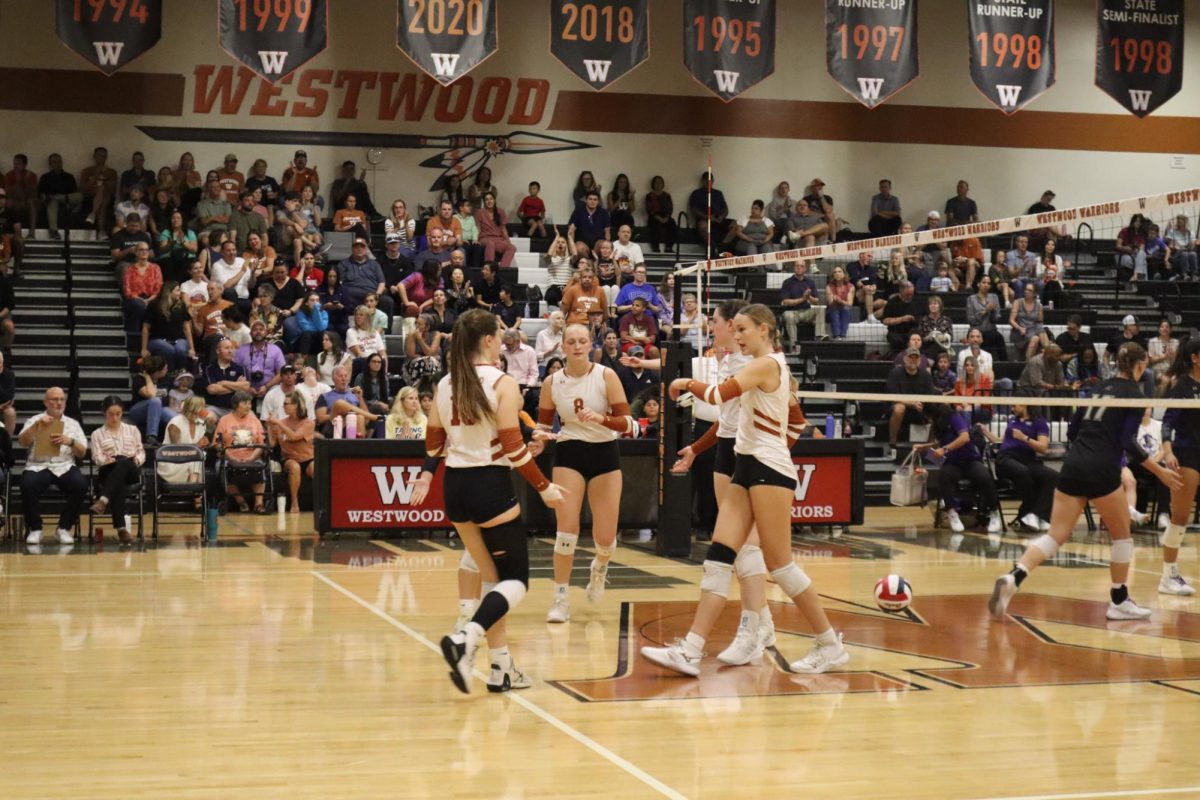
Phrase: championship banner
[
  {"left": 397, "top": 0, "right": 499, "bottom": 86},
  {"left": 55, "top": 0, "right": 163, "bottom": 75},
  {"left": 967, "top": 0, "right": 1055, "bottom": 114},
  {"left": 218, "top": 0, "right": 328, "bottom": 83},
  {"left": 550, "top": 0, "right": 649, "bottom": 90},
  {"left": 1095, "top": 0, "right": 1183, "bottom": 117},
  {"left": 683, "top": 0, "right": 775, "bottom": 103},
  {"left": 825, "top": 0, "right": 919, "bottom": 109}
]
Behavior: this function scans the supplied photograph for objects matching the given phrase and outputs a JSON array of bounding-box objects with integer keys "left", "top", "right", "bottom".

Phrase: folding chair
[
  {"left": 86, "top": 455, "right": 145, "bottom": 541},
  {"left": 217, "top": 442, "right": 275, "bottom": 512},
  {"left": 152, "top": 444, "right": 208, "bottom": 538}
]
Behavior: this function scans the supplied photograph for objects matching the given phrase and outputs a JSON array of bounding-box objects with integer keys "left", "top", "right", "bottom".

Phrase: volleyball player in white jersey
[
  {"left": 538, "top": 323, "right": 634, "bottom": 622},
  {"left": 672, "top": 298, "right": 808, "bottom": 665},
  {"left": 643, "top": 304, "right": 849, "bottom": 675},
  {"left": 411, "top": 310, "right": 567, "bottom": 694}
]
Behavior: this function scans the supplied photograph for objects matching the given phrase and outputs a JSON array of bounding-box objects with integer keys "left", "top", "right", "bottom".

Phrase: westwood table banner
[
  {"left": 550, "top": 0, "right": 649, "bottom": 90},
  {"left": 397, "top": 0, "right": 499, "bottom": 86},
  {"left": 683, "top": 0, "right": 775, "bottom": 102},
  {"left": 967, "top": 0, "right": 1055, "bottom": 114},
  {"left": 56, "top": 0, "right": 163, "bottom": 75},
  {"left": 825, "top": 0, "right": 919, "bottom": 109},
  {"left": 217, "top": 0, "right": 329, "bottom": 83},
  {"left": 1095, "top": 0, "right": 1184, "bottom": 118}
]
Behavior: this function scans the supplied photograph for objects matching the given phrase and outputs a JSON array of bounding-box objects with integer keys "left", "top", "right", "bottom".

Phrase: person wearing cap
[
  {"left": 802, "top": 178, "right": 836, "bottom": 241},
  {"left": 380, "top": 232, "right": 414, "bottom": 299},
  {"left": 886, "top": 347, "right": 936, "bottom": 460},
  {"left": 1106, "top": 315, "right": 1155, "bottom": 396},
  {"left": 260, "top": 364, "right": 299, "bottom": 428},
  {"left": 329, "top": 160, "right": 379, "bottom": 219},
  {"left": 216, "top": 154, "right": 244, "bottom": 204},
  {"left": 234, "top": 319, "right": 286, "bottom": 397},
  {"left": 944, "top": 180, "right": 979, "bottom": 227},
  {"left": 338, "top": 236, "right": 393, "bottom": 323},
  {"left": 616, "top": 346, "right": 659, "bottom": 407},
  {"left": 282, "top": 150, "right": 319, "bottom": 197},
  {"left": 869, "top": 178, "right": 902, "bottom": 237},
  {"left": 229, "top": 189, "right": 268, "bottom": 252}
]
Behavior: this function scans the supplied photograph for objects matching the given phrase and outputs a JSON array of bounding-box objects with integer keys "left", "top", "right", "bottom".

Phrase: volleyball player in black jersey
[
  {"left": 1157, "top": 338, "right": 1200, "bottom": 596},
  {"left": 989, "top": 343, "right": 1182, "bottom": 620}
]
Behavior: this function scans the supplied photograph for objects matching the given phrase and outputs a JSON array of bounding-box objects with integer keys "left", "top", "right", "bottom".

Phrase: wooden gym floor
[{"left": 0, "top": 507, "right": 1197, "bottom": 800}]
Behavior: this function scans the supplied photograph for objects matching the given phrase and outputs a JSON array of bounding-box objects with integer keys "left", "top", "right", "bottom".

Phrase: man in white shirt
[
  {"left": 260, "top": 365, "right": 298, "bottom": 443},
  {"left": 18, "top": 386, "right": 88, "bottom": 545},
  {"left": 612, "top": 224, "right": 645, "bottom": 268},
  {"left": 210, "top": 239, "right": 252, "bottom": 309},
  {"left": 957, "top": 328, "right": 995, "bottom": 378},
  {"left": 502, "top": 328, "right": 539, "bottom": 389}
]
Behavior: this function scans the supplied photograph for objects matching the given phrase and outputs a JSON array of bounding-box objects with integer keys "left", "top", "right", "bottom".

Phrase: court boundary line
[
  {"left": 968, "top": 785, "right": 1200, "bottom": 800},
  {"left": 310, "top": 570, "right": 689, "bottom": 800}
]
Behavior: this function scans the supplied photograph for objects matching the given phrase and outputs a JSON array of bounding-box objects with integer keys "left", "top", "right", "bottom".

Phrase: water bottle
[
  {"left": 346, "top": 413, "right": 358, "bottom": 440},
  {"left": 332, "top": 416, "right": 344, "bottom": 439},
  {"left": 825, "top": 413, "right": 835, "bottom": 439},
  {"left": 206, "top": 507, "right": 219, "bottom": 541}
]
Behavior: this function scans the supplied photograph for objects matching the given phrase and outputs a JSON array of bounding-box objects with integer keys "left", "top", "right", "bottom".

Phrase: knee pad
[
  {"left": 700, "top": 560, "right": 734, "bottom": 598},
  {"left": 1161, "top": 522, "right": 1186, "bottom": 549},
  {"left": 705, "top": 541, "right": 738, "bottom": 566},
  {"left": 459, "top": 550, "right": 479, "bottom": 574},
  {"left": 554, "top": 531, "right": 578, "bottom": 557},
  {"left": 770, "top": 563, "right": 812, "bottom": 598},
  {"left": 1110, "top": 538, "right": 1134, "bottom": 565},
  {"left": 734, "top": 544, "right": 767, "bottom": 579},
  {"left": 1032, "top": 534, "right": 1059, "bottom": 558},
  {"left": 484, "top": 519, "right": 530, "bottom": 588},
  {"left": 594, "top": 538, "right": 615, "bottom": 559},
  {"left": 492, "top": 579, "right": 527, "bottom": 609}
]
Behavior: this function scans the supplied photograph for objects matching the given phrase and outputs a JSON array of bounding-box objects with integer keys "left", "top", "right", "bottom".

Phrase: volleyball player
[
  {"left": 412, "top": 309, "right": 567, "bottom": 694},
  {"left": 1156, "top": 338, "right": 1200, "bottom": 595},
  {"left": 642, "top": 304, "right": 848, "bottom": 675},
  {"left": 537, "top": 323, "right": 634, "bottom": 622},
  {"left": 672, "top": 298, "right": 808, "bottom": 664},
  {"left": 989, "top": 342, "right": 1182, "bottom": 620}
]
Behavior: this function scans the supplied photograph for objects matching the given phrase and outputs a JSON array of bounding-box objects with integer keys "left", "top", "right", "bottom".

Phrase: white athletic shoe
[
  {"left": 25, "top": 529, "right": 42, "bottom": 545},
  {"left": 487, "top": 659, "right": 532, "bottom": 693},
  {"left": 1020, "top": 513, "right": 1041, "bottom": 531},
  {"left": 1158, "top": 512, "right": 1172, "bottom": 531},
  {"left": 453, "top": 612, "right": 472, "bottom": 632},
  {"left": 1159, "top": 568, "right": 1196, "bottom": 596},
  {"left": 641, "top": 640, "right": 702, "bottom": 677},
  {"left": 440, "top": 624, "right": 482, "bottom": 694},
  {"left": 758, "top": 615, "right": 777, "bottom": 649},
  {"left": 585, "top": 559, "right": 608, "bottom": 604},
  {"left": 790, "top": 633, "right": 849, "bottom": 674},
  {"left": 1129, "top": 506, "right": 1148, "bottom": 526},
  {"left": 717, "top": 615, "right": 763, "bottom": 665},
  {"left": 987, "top": 511, "right": 1003, "bottom": 534},
  {"left": 546, "top": 597, "right": 571, "bottom": 623},
  {"left": 56, "top": 528, "right": 74, "bottom": 545},
  {"left": 1107, "top": 598, "right": 1153, "bottom": 620},
  {"left": 988, "top": 574, "right": 1017, "bottom": 619},
  {"left": 1038, "top": 518, "right": 1051, "bottom": 532},
  {"left": 946, "top": 509, "right": 965, "bottom": 533}
]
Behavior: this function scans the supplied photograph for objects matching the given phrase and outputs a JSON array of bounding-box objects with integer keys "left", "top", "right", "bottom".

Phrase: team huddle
[{"left": 416, "top": 304, "right": 1198, "bottom": 694}]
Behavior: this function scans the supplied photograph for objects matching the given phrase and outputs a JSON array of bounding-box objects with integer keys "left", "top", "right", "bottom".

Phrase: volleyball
[{"left": 874, "top": 575, "right": 914, "bottom": 612}]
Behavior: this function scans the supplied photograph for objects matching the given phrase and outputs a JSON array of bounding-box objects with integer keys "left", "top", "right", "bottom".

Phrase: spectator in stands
[
  {"left": 561, "top": 264, "right": 607, "bottom": 326},
  {"left": 196, "top": 179, "right": 232, "bottom": 237},
  {"left": 444, "top": 265, "right": 475, "bottom": 315},
  {"left": 235, "top": 319, "right": 285, "bottom": 398},
  {"left": 315, "top": 365, "right": 377, "bottom": 435},
  {"left": 315, "top": 332, "right": 351, "bottom": 384},
  {"left": 0, "top": 351, "right": 15, "bottom": 433},
  {"left": 543, "top": 232, "right": 574, "bottom": 307},
  {"left": 453, "top": 198, "right": 484, "bottom": 268},
  {"left": 466, "top": 166, "right": 497, "bottom": 207},
  {"left": 535, "top": 310, "right": 566, "bottom": 365},
  {"left": 403, "top": 314, "right": 444, "bottom": 386},
  {"left": 437, "top": 174, "right": 466, "bottom": 210},
  {"left": 881, "top": 250, "right": 908, "bottom": 298},
  {"left": 608, "top": 173, "right": 636, "bottom": 230},
  {"left": 823, "top": 265, "right": 854, "bottom": 341},
  {"left": 329, "top": 161, "right": 378, "bottom": 218},
  {"left": 128, "top": 355, "right": 174, "bottom": 443},
  {"left": 299, "top": 184, "right": 323, "bottom": 229},
  {"left": 1145, "top": 224, "right": 1172, "bottom": 280},
  {"left": 615, "top": 265, "right": 663, "bottom": 315},
  {"left": 229, "top": 190, "right": 268, "bottom": 252},
  {"left": 518, "top": 181, "right": 548, "bottom": 238},
  {"left": 613, "top": 224, "right": 645, "bottom": 267},
  {"left": 275, "top": 191, "right": 320, "bottom": 264},
  {"left": 918, "top": 296, "right": 954, "bottom": 359},
  {"left": 501, "top": 328, "right": 538, "bottom": 392},
  {"left": 395, "top": 258, "right": 443, "bottom": 318},
  {"left": 493, "top": 285, "right": 523, "bottom": 331},
  {"left": 893, "top": 332, "right": 931, "bottom": 370},
  {"left": 687, "top": 174, "right": 730, "bottom": 257},
  {"left": 644, "top": 175, "right": 676, "bottom": 253},
  {"left": 384, "top": 198, "right": 419, "bottom": 254},
  {"left": 1040, "top": 265, "right": 1064, "bottom": 309},
  {"left": 617, "top": 346, "right": 659, "bottom": 402},
  {"left": 318, "top": 266, "right": 350, "bottom": 339},
  {"left": 780, "top": 261, "right": 820, "bottom": 351},
  {"left": 594, "top": 239, "right": 620, "bottom": 286},
  {"left": 471, "top": 260, "right": 501, "bottom": 310},
  {"left": 954, "top": 356, "right": 994, "bottom": 425},
  {"left": 211, "top": 238, "right": 252, "bottom": 313},
  {"left": 18, "top": 387, "right": 87, "bottom": 546},
  {"left": 656, "top": 273, "right": 676, "bottom": 333},
  {"left": 918, "top": 401, "right": 1001, "bottom": 534},
  {"left": 802, "top": 179, "right": 837, "bottom": 241},
  {"left": 291, "top": 251, "right": 325, "bottom": 292},
  {"left": 80, "top": 146, "right": 117, "bottom": 232},
  {"left": 572, "top": 171, "right": 601, "bottom": 207},
  {"left": 1148, "top": 318, "right": 1178, "bottom": 393},
  {"left": 1054, "top": 314, "right": 1092, "bottom": 363},
  {"left": 37, "top": 153, "right": 82, "bottom": 237},
  {"left": 915, "top": 211, "right": 950, "bottom": 273},
  {"left": 983, "top": 249, "right": 1014, "bottom": 308},
  {"left": 957, "top": 328, "right": 995, "bottom": 379},
  {"left": 679, "top": 292, "right": 708, "bottom": 353},
  {"left": 262, "top": 260, "right": 304, "bottom": 319},
  {"left": 352, "top": 354, "right": 392, "bottom": 417},
  {"left": 288, "top": 291, "right": 328, "bottom": 354},
  {"left": 1167, "top": 214, "right": 1198, "bottom": 279},
  {"left": 180, "top": 260, "right": 209, "bottom": 307},
  {"left": 1009, "top": 282, "right": 1048, "bottom": 359},
  {"left": 868, "top": 179, "right": 902, "bottom": 236},
  {"left": 6, "top": 153, "right": 39, "bottom": 233},
  {"left": 1116, "top": 214, "right": 1150, "bottom": 281},
  {"left": 952, "top": 236, "right": 983, "bottom": 289},
  {"left": 215, "top": 154, "right": 244, "bottom": 204},
  {"left": 384, "top": 387, "right": 427, "bottom": 441},
  {"left": 785, "top": 199, "right": 829, "bottom": 248},
  {"left": 766, "top": 181, "right": 793, "bottom": 238},
  {"left": 881, "top": 280, "right": 923, "bottom": 354},
  {"left": 473, "top": 193, "right": 515, "bottom": 269},
  {"left": 0, "top": 192, "right": 21, "bottom": 272},
  {"left": 244, "top": 159, "right": 280, "bottom": 211},
  {"left": 1004, "top": 235, "right": 1039, "bottom": 294},
  {"left": 979, "top": 401, "right": 1056, "bottom": 531},
  {"left": 1026, "top": 189, "right": 1066, "bottom": 243},
  {"left": 1066, "top": 346, "right": 1101, "bottom": 395},
  {"left": 429, "top": 288, "right": 456, "bottom": 334},
  {"left": 1018, "top": 343, "right": 1068, "bottom": 396},
  {"left": 214, "top": 391, "right": 268, "bottom": 513},
  {"left": 333, "top": 193, "right": 369, "bottom": 238},
  {"left": 0, "top": 260, "right": 15, "bottom": 352},
  {"left": 223, "top": 307, "right": 251, "bottom": 349},
  {"left": 848, "top": 251, "right": 880, "bottom": 313},
  {"left": 732, "top": 200, "right": 775, "bottom": 256},
  {"left": 886, "top": 347, "right": 935, "bottom": 459},
  {"left": 141, "top": 281, "right": 194, "bottom": 370},
  {"left": 414, "top": 227, "right": 453, "bottom": 268},
  {"left": 157, "top": 210, "right": 198, "bottom": 282},
  {"left": 929, "top": 261, "right": 954, "bottom": 293},
  {"left": 260, "top": 363, "right": 298, "bottom": 425},
  {"left": 88, "top": 395, "right": 145, "bottom": 544},
  {"left": 944, "top": 180, "right": 978, "bottom": 226},
  {"left": 282, "top": 150, "right": 319, "bottom": 197},
  {"left": 244, "top": 232, "right": 277, "bottom": 287},
  {"left": 346, "top": 305, "right": 387, "bottom": 371},
  {"left": 173, "top": 152, "right": 203, "bottom": 216},
  {"left": 619, "top": 298, "right": 659, "bottom": 358},
  {"left": 190, "top": 280, "right": 231, "bottom": 359},
  {"left": 113, "top": 184, "right": 152, "bottom": 235},
  {"left": 931, "top": 352, "right": 956, "bottom": 394},
  {"left": 110, "top": 213, "right": 154, "bottom": 279},
  {"left": 593, "top": 329, "right": 621, "bottom": 370},
  {"left": 339, "top": 237, "right": 393, "bottom": 320},
  {"left": 122, "top": 242, "right": 164, "bottom": 333},
  {"left": 270, "top": 390, "right": 315, "bottom": 513},
  {"left": 154, "top": 165, "right": 179, "bottom": 204},
  {"left": 202, "top": 338, "right": 251, "bottom": 417}
]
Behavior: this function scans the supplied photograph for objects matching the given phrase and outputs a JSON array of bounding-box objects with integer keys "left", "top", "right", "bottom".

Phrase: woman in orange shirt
[{"left": 953, "top": 354, "right": 994, "bottom": 424}]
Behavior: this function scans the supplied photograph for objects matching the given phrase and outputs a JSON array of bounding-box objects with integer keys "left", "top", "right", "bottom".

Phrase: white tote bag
[{"left": 890, "top": 449, "right": 928, "bottom": 507}]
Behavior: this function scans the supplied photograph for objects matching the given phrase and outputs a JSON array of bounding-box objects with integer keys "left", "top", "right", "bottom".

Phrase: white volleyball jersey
[
  {"left": 437, "top": 365, "right": 508, "bottom": 468},
  {"left": 734, "top": 352, "right": 794, "bottom": 478},
  {"left": 551, "top": 364, "right": 618, "bottom": 443},
  {"left": 717, "top": 352, "right": 752, "bottom": 439}
]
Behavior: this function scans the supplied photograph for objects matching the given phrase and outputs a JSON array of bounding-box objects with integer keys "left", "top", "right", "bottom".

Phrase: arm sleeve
[
  {"left": 498, "top": 426, "right": 550, "bottom": 491},
  {"left": 601, "top": 402, "right": 634, "bottom": 435},
  {"left": 690, "top": 422, "right": 720, "bottom": 455},
  {"left": 686, "top": 377, "right": 743, "bottom": 407},
  {"left": 786, "top": 404, "right": 808, "bottom": 449}
]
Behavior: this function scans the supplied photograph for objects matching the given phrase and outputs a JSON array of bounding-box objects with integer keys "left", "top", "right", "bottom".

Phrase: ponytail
[{"left": 449, "top": 309, "right": 500, "bottom": 425}]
